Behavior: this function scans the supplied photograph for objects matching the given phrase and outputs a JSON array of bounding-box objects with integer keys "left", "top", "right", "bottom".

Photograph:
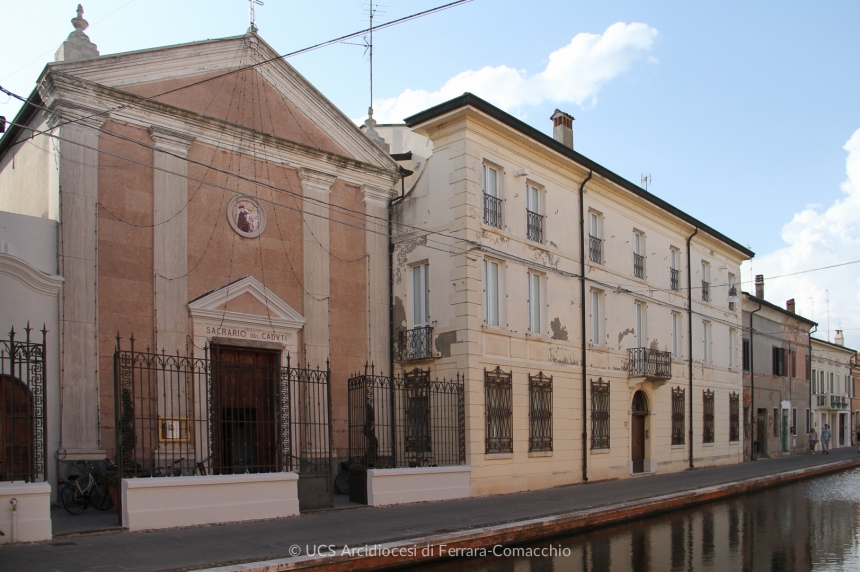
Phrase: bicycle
[
  {"left": 334, "top": 461, "right": 350, "bottom": 495},
  {"left": 152, "top": 458, "right": 185, "bottom": 477},
  {"left": 194, "top": 456, "right": 210, "bottom": 476},
  {"left": 59, "top": 460, "right": 114, "bottom": 515}
]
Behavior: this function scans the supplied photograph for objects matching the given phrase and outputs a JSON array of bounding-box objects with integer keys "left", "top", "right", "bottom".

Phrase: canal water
[{"left": 413, "top": 467, "right": 860, "bottom": 572}]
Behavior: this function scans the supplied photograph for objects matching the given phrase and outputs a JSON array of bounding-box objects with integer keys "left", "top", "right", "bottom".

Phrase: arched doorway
[
  {"left": 0, "top": 375, "right": 33, "bottom": 481},
  {"left": 631, "top": 391, "right": 648, "bottom": 474}
]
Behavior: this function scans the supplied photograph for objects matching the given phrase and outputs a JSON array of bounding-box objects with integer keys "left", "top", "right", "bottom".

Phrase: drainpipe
[
  {"left": 578, "top": 169, "right": 593, "bottom": 482},
  {"left": 750, "top": 302, "right": 762, "bottom": 460},
  {"left": 388, "top": 170, "right": 407, "bottom": 382},
  {"left": 686, "top": 228, "right": 698, "bottom": 469}
]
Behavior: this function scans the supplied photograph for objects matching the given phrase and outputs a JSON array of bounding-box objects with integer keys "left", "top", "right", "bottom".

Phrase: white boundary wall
[
  {"left": 0, "top": 482, "right": 52, "bottom": 544},
  {"left": 122, "top": 472, "right": 299, "bottom": 531},
  {"left": 366, "top": 466, "right": 471, "bottom": 506}
]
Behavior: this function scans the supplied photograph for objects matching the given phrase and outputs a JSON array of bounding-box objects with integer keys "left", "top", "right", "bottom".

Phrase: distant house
[{"left": 811, "top": 332, "right": 857, "bottom": 450}]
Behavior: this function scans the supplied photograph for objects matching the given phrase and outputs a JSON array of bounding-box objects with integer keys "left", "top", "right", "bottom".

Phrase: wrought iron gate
[
  {"left": 114, "top": 335, "right": 333, "bottom": 510},
  {"left": 0, "top": 324, "right": 46, "bottom": 483}
]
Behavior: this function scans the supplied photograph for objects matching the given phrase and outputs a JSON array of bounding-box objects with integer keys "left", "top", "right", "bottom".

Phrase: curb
[{"left": 195, "top": 457, "right": 860, "bottom": 572}]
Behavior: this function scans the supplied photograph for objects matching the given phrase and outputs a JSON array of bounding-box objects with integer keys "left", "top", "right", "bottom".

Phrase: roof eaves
[
  {"left": 742, "top": 293, "right": 817, "bottom": 327},
  {"left": 0, "top": 88, "right": 43, "bottom": 162},
  {"left": 405, "top": 93, "right": 755, "bottom": 259}
]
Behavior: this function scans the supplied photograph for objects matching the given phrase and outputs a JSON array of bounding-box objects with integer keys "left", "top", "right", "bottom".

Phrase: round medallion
[{"left": 227, "top": 195, "right": 267, "bottom": 238}]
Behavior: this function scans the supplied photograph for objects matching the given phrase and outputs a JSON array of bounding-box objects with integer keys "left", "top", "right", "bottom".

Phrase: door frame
[{"left": 631, "top": 390, "right": 649, "bottom": 474}]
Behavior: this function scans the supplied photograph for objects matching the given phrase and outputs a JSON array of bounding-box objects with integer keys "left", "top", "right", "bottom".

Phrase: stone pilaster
[
  {"left": 149, "top": 126, "right": 195, "bottom": 355},
  {"left": 299, "top": 168, "right": 336, "bottom": 367},
  {"left": 52, "top": 109, "right": 105, "bottom": 458},
  {"left": 361, "top": 184, "right": 393, "bottom": 370}
]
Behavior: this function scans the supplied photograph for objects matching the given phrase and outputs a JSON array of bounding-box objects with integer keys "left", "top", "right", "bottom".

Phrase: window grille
[
  {"left": 672, "top": 386, "right": 685, "bottom": 445},
  {"left": 670, "top": 268, "right": 679, "bottom": 291},
  {"left": 590, "top": 378, "right": 610, "bottom": 449},
  {"left": 589, "top": 235, "right": 602, "bottom": 263},
  {"left": 484, "top": 366, "right": 513, "bottom": 453},
  {"left": 729, "top": 392, "right": 739, "bottom": 442},
  {"left": 483, "top": 193, "right": 503, "bottom": 228},
  {"left": 526, "top": 210, "right": 544, "bottom": 242},
  {"left": 528, "top": 372, "right": 553, "bottom": 452},
  {"left": 701, "top": 280, "right": 710, "bottom": 302},
  {"left": 634, "top": 253, "right": 645, "bottom": 278},
  {"left": 703, "top": 389, "right": 715, "bottom": 443}
]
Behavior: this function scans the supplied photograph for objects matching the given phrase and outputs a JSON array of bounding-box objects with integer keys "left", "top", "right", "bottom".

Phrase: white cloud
[
  {"left": 369, "top": 22, "right": 659, "bottom": 123},
  {"left": 742, "top": 128, "right": 860, "bottom": 347}
]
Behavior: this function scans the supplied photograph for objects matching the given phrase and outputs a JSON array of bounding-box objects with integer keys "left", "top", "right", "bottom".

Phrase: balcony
[
  {"left": 633, "top": 253, "right": 645, "bottom": 279},
  {"left": 670, "top": 268, "right": 679, "bottom": 292},
  {"left": 589, "top": 235, "right": 602, "bottom": 264},
  {"left": 831, "top": 395, "right": 848, "bottom": 409},
  {"left": 701, "top": 280, "right": 710, "bottom": 302},
  {"left": 396, "top": 326, "right": 434, "bottom": 362},
  {"left": 483, "top": 193, "right": 502, "bottom": 229},
  {"left": 627, "top": 348, "right": 672, "bottom": 386},
  {"left": 526, "top": 210, "right": 544, "bottom": 243}
]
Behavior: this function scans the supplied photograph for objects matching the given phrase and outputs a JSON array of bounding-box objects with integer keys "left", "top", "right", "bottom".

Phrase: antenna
[
  {"left": 826, "top": 289, "right": 830, "bottom": 342},
  {"left": 641, "top": 173, "right": 651, "bottom": 191},
  {"left": 361, "top": 1, "right": 383, "bottom": 119},
  {"left": 248, "top": 0, "right": 264, "bottom": 33}
]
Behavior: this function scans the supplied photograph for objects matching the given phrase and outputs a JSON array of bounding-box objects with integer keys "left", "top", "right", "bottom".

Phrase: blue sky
[{"left": 2, "top": 1, "right": 859, "bottom": 345}]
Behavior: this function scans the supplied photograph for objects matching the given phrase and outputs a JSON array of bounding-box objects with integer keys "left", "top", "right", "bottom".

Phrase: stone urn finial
[{"left": 72, "top": 4, "right": 89, "bottom": 33}]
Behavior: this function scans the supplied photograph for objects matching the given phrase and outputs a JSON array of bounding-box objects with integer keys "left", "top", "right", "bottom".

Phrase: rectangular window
[
  {"left": 528, "top": 271, "right": 542, "bottom": 335},
  {"left": 588, "top": 211, "right": 602, "bottom": 263},
  {"left": 703, "top": 389, "right": 715, "bottom": 443},
  {"left": 483, "top": 164, "right": 502, "bottom": 228},
  {"left": 703, "top": 321, "right": 711, "bottom": 363},
  {"left": 743, "top": 338, "right": 750, "bottom": 371},
  {"left": 528, "top": 372, "right": 553, "bottom": 452},
  {"left": 791, "top": 408, "right": 797, "bottom": 436},
  {"left": 526, "top": 185, "right": 544, "bottom": 243},
  {"left": 483, "top": 259, "right": 500, "bottom": 327},
  {"left": 672, "top": 313, "right": 680, "bottom": 359},
  {"left": 591, "top": 290, "right": 601, "bottom": 345},
  {"left": 412, "top": 263, "right": 430, "bottom": 327},
  {"left": 743, "top": 405, "right": 750, "bottom": 439},
  {"left": 829, "top": 372, "right": 834, "bottom": 394},
  {"left": 670, "top": 248, "right": 680, "bottom": 291},
  {"left": 484, "top": 366, "right": 512, "bottom": 453},
  {"left": 729, "top": 392, "right": 740, "bottom": 442},
  {"left": 672, "top": 386, "right": 685, "bottom": 445},
  {"left": 806, "top": 408, "right": 810, "bottom": 434},
  {"left": 728, "top": 273, "right": 737, "bottom": 311},
  {"left": 729, "top": 329, "right": 735, "bottom": 369},
  {"left": 701, "top": 261, "right": 710, "bottom": 302},
  {"left": 591, "top": 378, "right": 610, "bottom": 449},
  {"left": 635, "top": 302, "right": 644, "bottom": 348},
  {"left": 811, "top": 369, "right": 817, "bottom": 393},
  {"left": 773, "top": 408, "right": 779, "bottom": 438},
  {"left": 772, "top": 347, "right": 786, "bottom": 376},
  {"left": 633, "top": 232, "right": 645, "bottom": 278}
]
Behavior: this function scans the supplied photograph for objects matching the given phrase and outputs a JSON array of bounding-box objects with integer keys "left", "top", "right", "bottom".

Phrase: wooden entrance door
[
  {"left": 631, "top": 391, "right": 647, "bottom": 473},
  {"left": 757, "top": 409, "right": 767, "bottom": 458},
  {"left": 0, "top": 375, "right": 32, "bottom": 481}
]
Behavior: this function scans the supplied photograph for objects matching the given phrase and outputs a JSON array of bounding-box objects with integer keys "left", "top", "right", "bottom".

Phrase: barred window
[
  {"left": 729, "top": 392, "right": 739, "bottom": 442},
  {"left": 484, "top": 366, "right": 513, "bottom": 453},
  {"left": 528, "top": 372, "right": 553, "bottom": 452},
  {"left": 703, "top": 389, "right": 715, "bottom": 443},
  {"left": 591, "top": 378, "right": 610, "bottom": 449},
  {"left": 672, "top": 386, "right": 685, "bottom": 445}
]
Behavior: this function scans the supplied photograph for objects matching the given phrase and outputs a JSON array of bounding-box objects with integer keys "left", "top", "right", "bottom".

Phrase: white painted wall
[
  {"left": 366, "top": 466, "right": 471, "bottom": 506},
  {"left": 0, "top": 482, "right": 52, "bottom": 544},
  {"left": 121, "top": 472, "right": 300, "bottom": 531}
]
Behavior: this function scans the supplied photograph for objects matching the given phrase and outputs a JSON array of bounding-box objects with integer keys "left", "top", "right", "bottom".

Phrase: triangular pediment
[
  {"left": 189, "top": 275, "right": 305, "bottom": 329},
  {"left": 44, "top": 34, "right": 397, "bottom": 170}
]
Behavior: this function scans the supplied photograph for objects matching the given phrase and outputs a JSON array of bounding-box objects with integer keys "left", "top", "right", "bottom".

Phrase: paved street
[{"left": 2, "top": 448, "right": 858, "bottom": 572}]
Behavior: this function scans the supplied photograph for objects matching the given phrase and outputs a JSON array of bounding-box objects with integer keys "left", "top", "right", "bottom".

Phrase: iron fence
[
  {"left": 591, "top": 378, "right": 610, "bottom": 450},
  {"left": 628, "top": 348, "right": 672, "bottom": 379},
  {"left": 0, "top": 324, "right": 46, "bottom": 483},
  {"left": 528, "top": 372, "right": 552, "bottom": 452},
  {"left": 347, "top": 366, "right": 465, "bottom": 472},
  {"left": 396, "top": 326, "right": 434, "bottom": 362},
  {"left": 526, "top": 210, "right": 544, "bottom": 243},
  {"left": 483, "top": 193, "right": 503, "bottom": 228},
  {"left": 114, "top": 335, "right": 332, "bottom": 479}
]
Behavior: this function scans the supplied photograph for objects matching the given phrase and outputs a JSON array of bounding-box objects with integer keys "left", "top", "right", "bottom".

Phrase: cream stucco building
[
  {"left": 811, "top": 334, "right": 856, "bottom": 450},
  {"left": 387, "top": 94, "right": 754, "bottom": 495}
]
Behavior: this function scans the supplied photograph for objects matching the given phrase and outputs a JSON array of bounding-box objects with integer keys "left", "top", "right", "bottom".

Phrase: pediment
[
  {"left": 188, "top": 275, "right": 305, "bottom": 330},
  {"left": 44, "top": 34, "right": 397, "bottom": 171}
]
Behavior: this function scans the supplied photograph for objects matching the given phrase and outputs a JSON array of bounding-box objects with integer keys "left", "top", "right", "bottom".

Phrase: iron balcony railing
[
  {"left": 589, "top": 235, "right": 602, "bottom": 264},
  {"left": 701, "top": 280, "right": 710, "bottom": 302},
  {"left": 633, "top": 253, "right": 645, "bottom": 279},
  {"left": 526, "top": 210, "right": 544, "bottom": 243},
  {"left": 397, "top": 326, "right": 434, "bottom": 362},
  {"left": 670, "top": 268, "right": 679, "bottom": 291},
  {"left": 483, "top": 193, "right": 502, "bottom": 228},
  {"left": 627, "top": 347, "right": 672, "bottom": 380}
]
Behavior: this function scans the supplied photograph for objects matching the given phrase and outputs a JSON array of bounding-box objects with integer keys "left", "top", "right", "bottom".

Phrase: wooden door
[
  {"left": 757, "top": 410, "right": 767, "bottom": 457},
  {"left": 632, "top": 415, "right": 645, "bottom": 473}
]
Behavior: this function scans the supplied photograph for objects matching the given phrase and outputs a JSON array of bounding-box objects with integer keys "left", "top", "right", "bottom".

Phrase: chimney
[
  {"left": 551, "top": 109, "right": 574, "bottom": 149},
  {"left": 786, "top": 299, "right": 795, "bottom": 314},
  {"left": 754, "top": 275, "right": 764, "bottom": 299},
  {"left": 835, "top": 330, "right": 844, "bottom": 346}
]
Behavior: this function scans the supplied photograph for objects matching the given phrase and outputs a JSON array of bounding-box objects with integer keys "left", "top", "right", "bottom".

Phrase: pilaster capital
[
  {"left": 360, "top": 184, "right": 395, "bottom": 208},
  {"left": 45, "top": 101, "right": 107, "bottom": 131},
  {"left": 149, "top": 125, "right": 196, "bottom": 154},
  {"left": 298, "top": 168, "right": 336, "bottom": 196}
]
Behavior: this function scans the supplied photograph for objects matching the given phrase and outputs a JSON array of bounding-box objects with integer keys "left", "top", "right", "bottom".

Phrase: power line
[{"left": 741, "top": 259, "right": 860, "bottom": 283}]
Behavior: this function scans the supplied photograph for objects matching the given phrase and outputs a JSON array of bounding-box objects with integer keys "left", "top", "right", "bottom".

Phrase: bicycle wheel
[
  {"left": 60, "top": 484, "right": 85, "bottom": 515},
  {"left": 91, "top": 483, "right": 114, "bottom": 511},
  {"left": 334, "top": 471, "right": 350, "bottom": 495}
]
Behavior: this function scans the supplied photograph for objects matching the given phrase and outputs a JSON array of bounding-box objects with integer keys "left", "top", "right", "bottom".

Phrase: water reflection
[{"left": 414, "top": 468, "right": 860, "bottom": 572}]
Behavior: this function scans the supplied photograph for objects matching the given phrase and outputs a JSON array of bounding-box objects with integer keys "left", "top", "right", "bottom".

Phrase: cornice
[
  {"left": 149, "top": 125, "right": 196, "bottom": 153},
  {"left": 361, "top": 184, "right": 395, "bottom": 208},
  {"left": 0, "top": 254, "right": 64, "bottom": 297}
]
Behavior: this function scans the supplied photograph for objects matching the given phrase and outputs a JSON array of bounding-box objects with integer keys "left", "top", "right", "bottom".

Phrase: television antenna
[
  {"left": 248, "top": 0, "right": 264, "bottom": 33},
  {"left": 360, "top": 1, "right": 385, "bottom": 120},
  {"left": 641, "top": 173, "right": 651, "bottom": 191}
]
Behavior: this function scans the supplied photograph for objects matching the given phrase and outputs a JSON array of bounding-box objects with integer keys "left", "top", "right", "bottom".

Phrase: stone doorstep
[{"left": 199, "top": 457, "right": 860, "bottom": 572}]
